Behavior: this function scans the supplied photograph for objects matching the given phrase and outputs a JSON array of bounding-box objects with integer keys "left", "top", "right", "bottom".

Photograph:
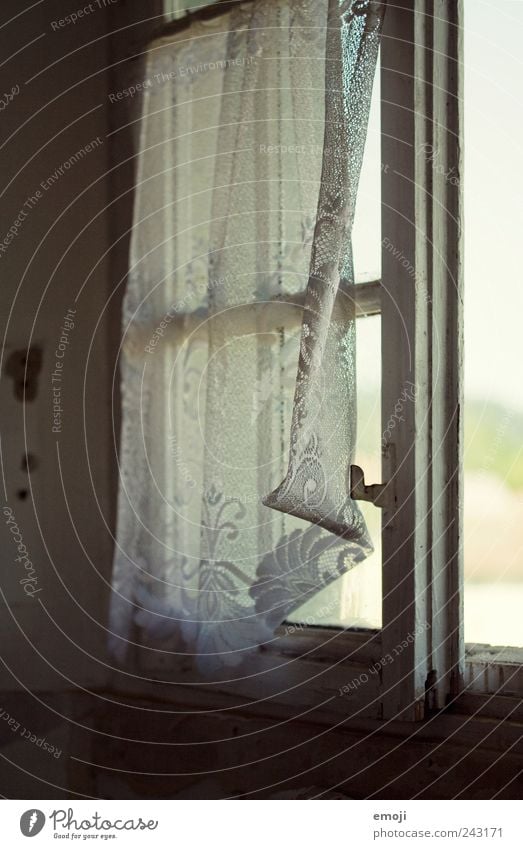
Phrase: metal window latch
[{"left": 350, "top": 465, "right": 394, "bottom": 509}]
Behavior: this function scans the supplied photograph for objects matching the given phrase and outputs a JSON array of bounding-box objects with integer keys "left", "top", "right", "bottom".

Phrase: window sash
[{"left": 380, "top": 0, "right": 464, "bottom": 720}]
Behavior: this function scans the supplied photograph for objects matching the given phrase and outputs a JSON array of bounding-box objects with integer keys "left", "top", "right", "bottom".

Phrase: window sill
[{"left": 118, "top": 627, "right": 523, "bottom": 728}]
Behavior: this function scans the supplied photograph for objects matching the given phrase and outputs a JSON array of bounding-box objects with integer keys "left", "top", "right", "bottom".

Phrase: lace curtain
[{"left": 109, "top": 0, "right": 385, "bottom": 672}]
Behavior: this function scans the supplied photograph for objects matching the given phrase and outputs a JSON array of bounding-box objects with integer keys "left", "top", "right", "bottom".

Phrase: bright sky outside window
[{"left": 464, "top": 0, "right": 523, "bottom": 648}]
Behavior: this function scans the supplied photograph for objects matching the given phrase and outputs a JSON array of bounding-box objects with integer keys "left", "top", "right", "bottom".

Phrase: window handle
[{"left": 350, "top": 464, "right": 394, "bottom": 509}]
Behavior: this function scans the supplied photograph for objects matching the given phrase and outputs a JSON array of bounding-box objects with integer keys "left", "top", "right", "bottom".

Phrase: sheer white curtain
[{"left": 109, "top": 0, "right": 385, "bottom": 672}]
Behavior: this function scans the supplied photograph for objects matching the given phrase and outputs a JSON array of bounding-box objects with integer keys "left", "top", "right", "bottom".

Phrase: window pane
[
  {"left": 287, "top": 58, "right": 382, "bottom": 630},
  {"left": 464, "top": 0, "right": 523, "bottom": 648},
  {"left": 165, "top": 1, "right": 219, "bottom": 20},
  {"left": 159, "top": 5, "right": 383, "bottom": 632},
  {"left": 287, "top": 314, "right": 382, "bottom": 629},
  {"left": 353, "top": 58, "right": 381, "bottom": 283}
]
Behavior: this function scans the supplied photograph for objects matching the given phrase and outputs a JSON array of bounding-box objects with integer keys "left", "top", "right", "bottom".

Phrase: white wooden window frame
[
  {"left": 379, "top": 0, "right": 464, "bottom": 721},
  {"left": 137, "top": 0, "right": 523, "bottom": 724}
]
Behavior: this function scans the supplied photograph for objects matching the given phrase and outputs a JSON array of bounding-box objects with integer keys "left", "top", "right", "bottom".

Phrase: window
[
  {"left": 463, "top": 0, "right": 523, "bottom": 651},
  {"left": 127, "top": 0, "right": 522, "bottom": 722}
]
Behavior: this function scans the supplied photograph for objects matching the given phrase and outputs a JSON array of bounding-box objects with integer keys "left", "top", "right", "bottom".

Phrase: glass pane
[
  {"left": 165, "top": 0, "right": 219, "bottom": 20},
  {"left": 353, "top": 57, "right": 381, "bottom": 283},
  {"left": 464, "top": 0, "right": 523, "bottom": 648},
  {"left": 287, "top": 314, "right": 382, "bottom": 629},
  {"left": 286, "top": 57, "right": 382, "bottom": 630}
]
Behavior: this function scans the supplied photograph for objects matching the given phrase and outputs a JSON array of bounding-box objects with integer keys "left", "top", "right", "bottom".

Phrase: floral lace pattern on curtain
[
  {"left": 264, "top": 0, "right": 385, "bottom": 537},
  {"left": 108, "top": 0, "right": 385, "bottom": 673}
]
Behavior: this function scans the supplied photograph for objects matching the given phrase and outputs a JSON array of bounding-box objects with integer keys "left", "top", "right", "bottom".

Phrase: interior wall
[{"left": 0, "top": 0, "right": 119, "bottom": 693}]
